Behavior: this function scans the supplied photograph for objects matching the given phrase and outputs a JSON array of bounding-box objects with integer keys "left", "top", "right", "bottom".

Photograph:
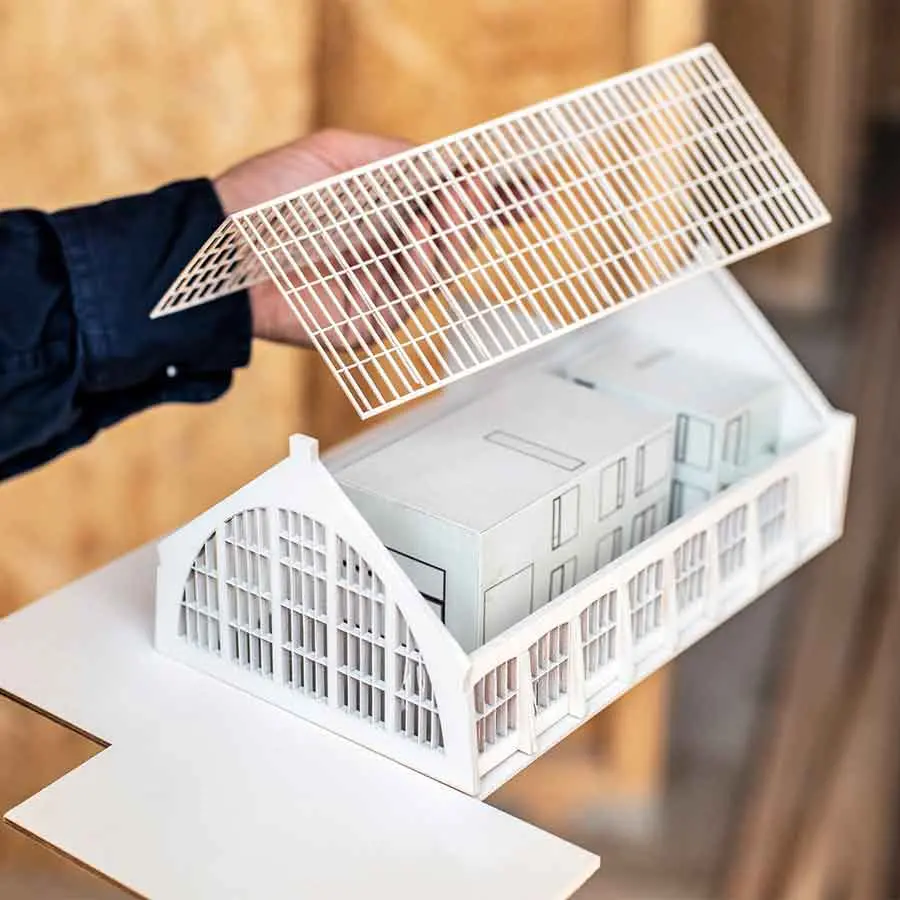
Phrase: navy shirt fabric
[{"left": 0, "top": 178, "right": 252, "bottom": 481}]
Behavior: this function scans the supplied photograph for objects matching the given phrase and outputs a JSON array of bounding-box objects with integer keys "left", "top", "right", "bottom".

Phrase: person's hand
[
  {"left": 214, "top": 129, "right": 539, "bottom": 350},
  {"left": 215, "top": 129, "right": 411, "bottom": 347}
]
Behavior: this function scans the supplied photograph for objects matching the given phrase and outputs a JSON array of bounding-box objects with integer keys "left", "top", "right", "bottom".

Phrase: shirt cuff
[{"left": 48, "top": 177, "right": 252, "bottom": 402}]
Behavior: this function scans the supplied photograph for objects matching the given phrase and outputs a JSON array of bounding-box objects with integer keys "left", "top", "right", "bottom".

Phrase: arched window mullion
[
  {"left": 214, "top": 527, "right": 228, "bottom": 660},
  {"left": 335, "top": 535, "right": 387, "bottom": 725},
  {"left": 326, "top": 524, "right": 339, "bottom": 709},
  {"left": 179, "top": 531, "right": 222, "bottom": 657},
  {"left": 394, "top": 608, "right": 444, "bottom": 750},
  {"left": 278, "top": 509, "right": 329, "bottom": 700},
  {"left": 220, "top": 508, "right": 273, "bottom": 678},
  {"left": 176, "top": 509, "right": 445, "bottom": 753},
  {"left": 385, "top": 589, "right": 399, "bottom": 734},
  {"left": 266, "top": 507, "right": 284, "bottom": 684}
]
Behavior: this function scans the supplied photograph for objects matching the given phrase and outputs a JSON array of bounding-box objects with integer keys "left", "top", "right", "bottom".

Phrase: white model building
[
  {"left": 153, "top": 267, "right": 854, "bottom": 798},
  {"left": 149, "top": 47, "right": 855, "bottom": 798},
  {"left": 155, "top": 433, "right": 473, "bottom": 786},
  {"left": 335, "top": 372, "right": 675, "bottom": 652},
  {"left": 564, "top": 334, "right": 783, "bottom": 519}
]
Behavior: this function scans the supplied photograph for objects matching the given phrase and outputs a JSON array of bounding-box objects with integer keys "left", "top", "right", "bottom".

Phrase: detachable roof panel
[{"left": 152, "top": 44, "right": 829, "bottom": 419}]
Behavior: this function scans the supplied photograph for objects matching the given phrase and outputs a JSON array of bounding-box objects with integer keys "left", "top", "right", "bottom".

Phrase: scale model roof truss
[{"left": 152, "top": 44, "right": 829, "bottom": 419}]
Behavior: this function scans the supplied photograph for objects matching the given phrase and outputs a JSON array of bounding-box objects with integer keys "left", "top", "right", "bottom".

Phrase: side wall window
[
  {"left": 635, "top": 433, "right": 670, "bottom": 495},
  {"left": 671, "top": 480, "right": 711, "bottom": 519},
  {"left": 631, "top": 503, "right": 661, "bottom": 546},
  {"left": 484, "top": 566, "right": 534, "bottom": 643},
  {"left": 723, "top": 413, "right": 750, "bottom": 466},
  {"left": 551, "top": 485, "right": 580, "bottom": 549},
  {"left": 595, "top": 528, "right": 623, "bottom": 570},
  {"left": 675, "top": 414, "right": 714, "bottom": 470},
  {"left": 549, "top": 557, "right": 578, "bottom": 603},
  {"left": 599, "top": 458, "right": 627, "bottom": 519},
  {"left": 671, "top": 480, "right": 684, "bottom": 521}
]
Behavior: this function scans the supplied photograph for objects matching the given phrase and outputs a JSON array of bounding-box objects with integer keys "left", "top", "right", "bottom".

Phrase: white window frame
[
  {"left": 758, "top": 478, "right": 790, "bottom": 558},
  {"left": 483, "top": 565, "right": 534, "bottom": 642},
  {"left": 628, "top": 560, "right": 665, "bottom": 644},
  {"left": 674, "top": 532, "right": 708, "bottom": 613},
  {"left": 718, "top": 505, "right": 748, "bottom": 581},
  {"left": 675, "top": 413, "right": 714, "bottom": 471},
  {"left": 671, "top": 480, "right": 711, "bottom": 519},
  {"left": 723, "top": 412, "right": 750, "bottom": 466},
  {"left": 631, "top": 503, "right": 660, "bottom": 546},
  {"left": 582, "top": 591, "right": 618, "bottom": 678},
  {"left": 551, "top": 485, "right": 580, "bottom": 550},
  {"left": 595, "top": 527, "right": 623, "bottom": 571},
  {"left": 598, "top": 457, "right": 626, "bottom": 520},
  {"left": 549, "top": 557, "right": 578, "bottom": 603},
  {"left": 635, "top": 432, "right": 670, "bottom": 496},
  {"left": 671, "top": 480, "right": 684, "bottom": 520}
]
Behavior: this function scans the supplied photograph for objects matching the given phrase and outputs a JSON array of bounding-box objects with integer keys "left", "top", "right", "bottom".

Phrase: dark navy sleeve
[{"left": 0, "top": 178, "right": 252, "bottom": 481}]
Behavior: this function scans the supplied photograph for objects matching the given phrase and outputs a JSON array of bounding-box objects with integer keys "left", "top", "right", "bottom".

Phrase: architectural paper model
[
  {"left": 155, "top": 270, "right": 853, "bottom": 799},
  {"left": 337, "top": 371, "right": 675, "bottom": 651},
  {"left": 563, "top": 334, "right": 783, "bottom": 518},
  {"left": 150, "top": 45, "right": 833, "bottom": 421},
  {"left": 156, "top": 434, "right": 468, "bottom": 787},
  {"left": 150, "top": 45, "right": 855, "bottom": 799}
]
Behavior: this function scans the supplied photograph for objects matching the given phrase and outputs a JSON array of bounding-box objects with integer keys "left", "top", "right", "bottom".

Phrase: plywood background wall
[
  {"left": 0, "top": 1, "right": 318, "bottom": 890},
  {"left": 0, "top": 1, "right": 705, "bottom": 892},
  {"left": 0, "top": 0, "right": 319, "bottom": 612}
]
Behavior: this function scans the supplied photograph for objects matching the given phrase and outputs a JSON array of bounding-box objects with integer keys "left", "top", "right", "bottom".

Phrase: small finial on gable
[{"left": 289, "top": 434, "right": 319, "bottom": 464}]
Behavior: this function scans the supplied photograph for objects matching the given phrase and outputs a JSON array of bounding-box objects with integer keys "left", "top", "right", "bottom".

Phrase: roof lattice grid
[{"left": 153, "top": 44, "right": 829, "bottom": 419}]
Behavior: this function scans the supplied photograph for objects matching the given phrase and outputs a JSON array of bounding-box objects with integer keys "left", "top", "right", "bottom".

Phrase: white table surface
[{"left": 0, "top": 544, "right": 598, "bottom": 899}]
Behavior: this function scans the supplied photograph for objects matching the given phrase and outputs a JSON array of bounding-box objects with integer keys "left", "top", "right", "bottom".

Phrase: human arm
[
  {"left": 0, "top": 127, "right": 529, "bottom": 481},
  {"left": 0, "top": 179, "right": 252, "bottom": 481},
  {"left": 0, "top": 130, "right": 409, "bottom": 481}
]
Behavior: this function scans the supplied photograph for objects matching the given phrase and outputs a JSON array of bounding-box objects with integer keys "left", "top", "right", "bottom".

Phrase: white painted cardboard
[
  {"left": 148, "top": 270, "right": 855, "bottom": 800},
  {"left": 336, "top": 373, "right": 676, "bottom": 651},
  {"left": 155, "top": 435, "right": 478, "bottom": 792},
  {"left": 0, "top": 547, "right": 599, "bottom": 900},
  {"left": 150, "top": 45, "right": 831, "bottom": 420},
  {"left": 562, "top": 334, "right": 786, "bottom": 513}
]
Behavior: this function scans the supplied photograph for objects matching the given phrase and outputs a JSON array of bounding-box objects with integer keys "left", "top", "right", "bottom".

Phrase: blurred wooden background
[{"left": 1, "top": 0, "right": 895, "bottom": 897}]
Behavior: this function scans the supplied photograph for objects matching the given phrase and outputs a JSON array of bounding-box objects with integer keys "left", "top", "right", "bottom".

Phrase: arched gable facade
[{"left": 156, "top": 437, "right": 474, "bottom": 791}]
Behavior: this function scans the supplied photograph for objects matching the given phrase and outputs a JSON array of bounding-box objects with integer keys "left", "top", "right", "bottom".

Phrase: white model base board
[{"left": 0, "top": 545, "right": 598, "bottom": 900}]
